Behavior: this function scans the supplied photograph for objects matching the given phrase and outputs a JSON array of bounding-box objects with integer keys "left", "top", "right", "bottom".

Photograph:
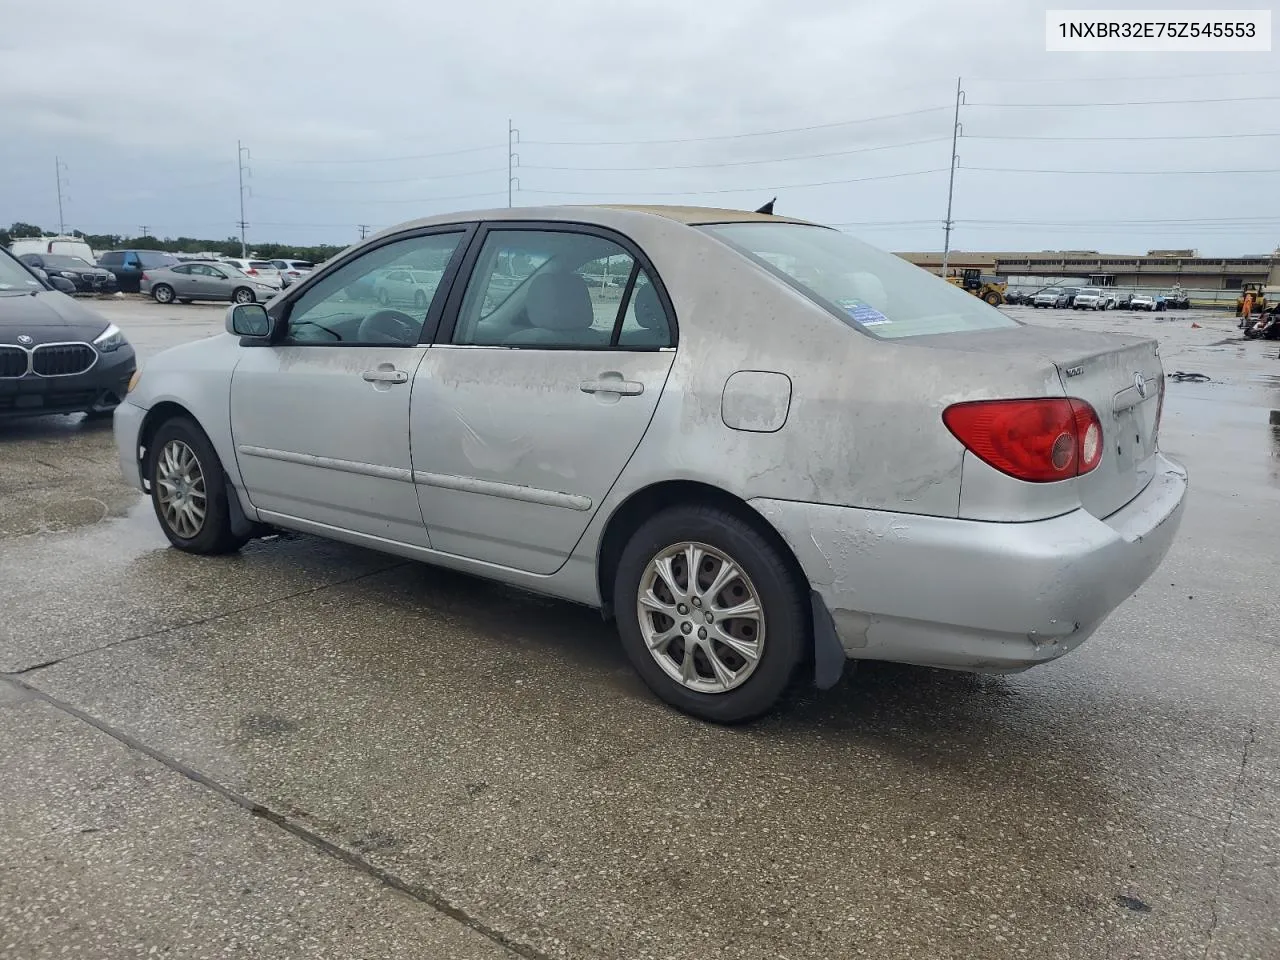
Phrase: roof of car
[{"left": 378, "top": 203, "right": 822, "bottom": 239}]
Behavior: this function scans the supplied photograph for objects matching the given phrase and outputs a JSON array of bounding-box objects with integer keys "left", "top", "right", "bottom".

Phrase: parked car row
[
  {"left": 5, "top": 237, "right": 317, "bottom": 304},
  {"left": 1016, "top": 286, "right": 1191, "bottom": 312}
]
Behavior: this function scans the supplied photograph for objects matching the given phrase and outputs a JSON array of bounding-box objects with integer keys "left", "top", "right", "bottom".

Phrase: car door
[
  {"left": 229, "top": 226, "right": 473, "bottom": 546},
  {"left": 411, "top": 223, "right": 677, "bottom": 575},
  {"left": 202, "top": 264, "right": 238, "bottom": 300},
  {"left": 164, "top": 264, "right": 195, "bottom": 298}
]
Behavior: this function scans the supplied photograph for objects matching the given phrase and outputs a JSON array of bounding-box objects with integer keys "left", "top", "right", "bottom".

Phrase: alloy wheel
[
  {"left": 637, "top": 541, "right": 765, "bottom": 694},
  {"left": 155, "top": 439, "right": 207, "bottom": 539}
]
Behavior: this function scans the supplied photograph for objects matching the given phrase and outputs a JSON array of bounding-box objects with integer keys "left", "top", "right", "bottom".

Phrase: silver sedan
[
  {"left": 142, "top": 262, "right": 281, "bottom": 305},
  {"left": 113, "top": 205, "right": 1187, "bottom": 723}
]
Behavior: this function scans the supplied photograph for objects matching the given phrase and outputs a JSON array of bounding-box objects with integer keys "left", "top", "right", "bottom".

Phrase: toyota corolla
[{"left": 113, "top": 205, "right": 1187, "bottom": 723}]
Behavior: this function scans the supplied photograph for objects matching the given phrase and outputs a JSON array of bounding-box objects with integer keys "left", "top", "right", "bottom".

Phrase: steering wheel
[{"left": 357, "top": 309, "right": 419, "bottom": 344}]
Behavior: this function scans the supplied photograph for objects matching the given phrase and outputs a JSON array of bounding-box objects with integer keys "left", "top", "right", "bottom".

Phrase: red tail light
[
  {"left": 246, "top": 268, "right": 258, "bottom": 275},
  {"left": 943, "top": 398, "right": 1103, "bottom": 483},
  {"left": 141, "top": 272, "right": 150, "bottom": 282}
]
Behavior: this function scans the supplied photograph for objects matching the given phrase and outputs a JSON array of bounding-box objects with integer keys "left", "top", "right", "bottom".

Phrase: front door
[
  {"left": 229, "top": 228, "right": 471, "bottom": 545},
  {"left": 411, "top": 224, "right": 677, "bottom": 575}
]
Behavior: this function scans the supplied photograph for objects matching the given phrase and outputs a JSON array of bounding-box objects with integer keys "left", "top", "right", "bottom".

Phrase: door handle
[
  {"left": 580, "top": 378, "right": 643, "bottom": 396},
  {"left": 362, "top": 368, "right": 408, "bottom": 384}
]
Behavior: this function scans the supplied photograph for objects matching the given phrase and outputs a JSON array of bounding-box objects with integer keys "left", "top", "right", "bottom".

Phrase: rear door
[{"left": 410, "top": 222, "right": 677, "bottom": 575}]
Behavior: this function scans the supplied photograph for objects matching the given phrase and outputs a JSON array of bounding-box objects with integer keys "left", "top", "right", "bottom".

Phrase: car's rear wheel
[
  {"left": 147, "top": 416, "right": 249, "bottom": 555},
  {"left": 614, "top": 505, "right": 809, "bottom": 724},
  {"left": 152, "top": 284, "right": 175, "bottom": 304},
  {"left": 232, "top": 287, "right": 255, "bottom": 304},
  {"left": 983, "top": 292, "right": 1001, "bottom": 306}
]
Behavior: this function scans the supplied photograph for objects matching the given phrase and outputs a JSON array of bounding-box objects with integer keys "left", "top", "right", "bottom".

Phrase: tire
[
  {"left": 413, "top": 289, "right": 427, "bottom": 309},
  {"left": 613, "top": 504, "right": 810, "bottom": 724},
  {"left": 147, "top": 415, "right": 249, "bottom": 555},
  {"left": 983, "top": 292, "right": 1001, "bottom": 306},
  {"left": 152, "top": 284, "right": 175, "bottom": 304},
  {"left": 232, "top": 287, "right": 255, "bottom": 305}
]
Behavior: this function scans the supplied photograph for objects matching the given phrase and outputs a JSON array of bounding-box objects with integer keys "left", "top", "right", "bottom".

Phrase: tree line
[{"left": 2, "top": 221, "right": 347, "bottom": 264}]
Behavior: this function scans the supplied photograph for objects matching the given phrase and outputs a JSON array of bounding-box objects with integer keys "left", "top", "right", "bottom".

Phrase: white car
[
  {"left": 1072, "top": 288, "right": 1109, "bottom": 310},
  {"left": 270, "top": 259, "right": 315, "bottom": 288},
  {"left": 113, "top": 204, "right": 1186, "bottom": 723},
  {"left": 372, "top": 267, "right": 445, "bottom": 308},
  {"left": 217, "top": 259, "right": 284, "bottom": 291},
  {"left": 1130, "top": 295, "right": 1155, "bottom": 311}
]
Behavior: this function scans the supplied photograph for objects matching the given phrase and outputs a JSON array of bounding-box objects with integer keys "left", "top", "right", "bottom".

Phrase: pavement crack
[
  {"left": 1, "top": 674, "right": 546, "bottom": 960},
  {"left": 6, "top": 561, "right": 409, "bottom": 676},
  {"left": 1200, "top": 723, "right": 1256, "bottom": 960}
]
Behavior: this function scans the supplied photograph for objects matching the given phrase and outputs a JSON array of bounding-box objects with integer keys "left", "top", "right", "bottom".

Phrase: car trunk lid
[{"left": 910, "top": 324, "right": 1165, "bottom": 518}]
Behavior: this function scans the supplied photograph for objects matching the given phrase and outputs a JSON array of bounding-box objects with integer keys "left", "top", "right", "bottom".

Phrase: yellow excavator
[
  {"left": 947, "top": 267, "right": 1007, "bottom": 306},
  {"left": 1236, "top": 282, "right": 1268, "bottom": 316}
]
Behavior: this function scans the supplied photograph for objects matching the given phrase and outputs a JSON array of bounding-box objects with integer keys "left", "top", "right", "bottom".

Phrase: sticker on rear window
[{"left": 836, "top": 298, "right": 891, "bottom": 326}]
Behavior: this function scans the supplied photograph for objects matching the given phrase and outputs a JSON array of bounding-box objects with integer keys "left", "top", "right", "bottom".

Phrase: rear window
[
  {"left": 99, "top": 252, "right": 124, "bottom": 265},
  {"left": 249, "top": 261, "right": 274, "bottom": 269},
  {"left": 701, "top": 222, "right": 1019, "bottom": 339},
  {"left": 138, "top": 252, "right": 179, "bottom": 268},
  {"left": 291, "top": 261, "right": 314, "bottom": 270}
]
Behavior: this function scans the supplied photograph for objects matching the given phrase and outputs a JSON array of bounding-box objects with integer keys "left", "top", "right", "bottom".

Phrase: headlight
[
  {"left": 60, "top": 271, "right": 79, "bottom": 279},
  {"left": 93, "top": 323, "right": 128, "bottom": 353}
]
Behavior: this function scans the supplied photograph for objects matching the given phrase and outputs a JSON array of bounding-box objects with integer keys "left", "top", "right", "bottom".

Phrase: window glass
[
  {"left": 616, "top": 270, "right": 672, "bottom": 348},
  {"left": 702, "top": 222, "right": 1019, "bottom": 340},
  {"left": 138, "top": 252, "right": 178, "bottom": 269},
  {"left": 99, "top": 252, "right": 123, "bottom": 266},
  {"left": 453, "top": 230, "right": 636, "bottom": 348},
  {"left": 171, "top": 264, "right": 192, "bottom": 275},
  {"left": 284, "top": 231, "right": 462, "bottom": 345}
]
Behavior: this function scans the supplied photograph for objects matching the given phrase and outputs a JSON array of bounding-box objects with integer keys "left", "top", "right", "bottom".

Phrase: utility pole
[
  {"left": 139, "top": 226, "right": 150, "bottom": 239},
  {"left": 358, "top": 224, "right": 370, "bottom": 240},
  {"left": 940, "top": 77, "right": 964, "bottom": 278},
  {"left": 507, "top": 118, "right": 520, "bottom": 208},
  {"left": 55, "top": 157, "right": 69, "bottom": 235},
  {"left": 237, "top": 140, "right": 251, "bottom": 257}
]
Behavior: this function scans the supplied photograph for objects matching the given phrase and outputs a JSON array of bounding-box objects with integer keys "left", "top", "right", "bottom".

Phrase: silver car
[
  {"left": 142, "top": 261, "right": 282, "bottom": 304},
  {"left": 113, "top": 205, "right": 1187, "bottom": 723},
  {"left": 372, "top": 267, "right": 446, "bottom": 308}
]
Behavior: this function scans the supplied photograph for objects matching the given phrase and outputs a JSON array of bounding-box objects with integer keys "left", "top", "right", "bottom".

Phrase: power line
[
  {"left": 521, "top": 105, "right": 950, "bottom": 147},
  {"left": 253, "top": 188, "right": 507, "bottom": 205},
  {"left": 966, "top": 131, "right": 1280, "bottom": 143},
  {"left": 253, "top": 144, "right": 505, "bottom": 165},
  {"left": 521, "top": 167, "right": 948, "bottom": 198},
  {"left": 968, "top": 94, "right": 1280, "bottom": 108},
  {"left": 521, "top": 136, "right": 951, "bottom": 172},
  {"left": 259, "top": 166, "right": 508, "bottom": 185},
  {"left": 965, "top": 165, "right": 1280, "bottom": 175},
  {"left": 969, "top": 68, "right": 1280, "bottom": 84}
]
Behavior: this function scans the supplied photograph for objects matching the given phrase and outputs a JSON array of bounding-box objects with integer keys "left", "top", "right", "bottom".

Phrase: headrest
[{"left": 526, "top": 272, "right": 594, "bottom": 330}]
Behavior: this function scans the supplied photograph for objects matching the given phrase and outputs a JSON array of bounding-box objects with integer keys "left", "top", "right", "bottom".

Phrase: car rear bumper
[
  {"left": 751, "top": 453, "right": 1188, "bottom": 673},
  {"left": 0, "top": 346, "right": 136, "bottom": 419}
]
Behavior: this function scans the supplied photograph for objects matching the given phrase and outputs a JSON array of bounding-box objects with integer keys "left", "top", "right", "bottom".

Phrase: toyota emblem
[
  {"left": 16, "top": 334, "right": 32, "bottom": 345},
  {"left": 1134, "top": 372, "right": 1147, "bottom": 397}
]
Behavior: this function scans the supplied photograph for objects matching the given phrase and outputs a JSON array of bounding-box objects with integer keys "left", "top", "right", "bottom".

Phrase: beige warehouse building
[{"left": 898, "top": 249, "right": 1280, "bottom": 291}]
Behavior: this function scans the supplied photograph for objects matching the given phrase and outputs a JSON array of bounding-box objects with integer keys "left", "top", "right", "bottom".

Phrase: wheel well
[
  {"left": 136, "top": 401, "right": 198, "bottom": 479},
  {"left": 595, "top": 480, "right": 810, "bottom": 619}
]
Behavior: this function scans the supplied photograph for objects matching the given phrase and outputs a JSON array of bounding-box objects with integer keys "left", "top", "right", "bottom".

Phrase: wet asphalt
[{"left": 1, "top": 297, "right": 1277, "bottom": 960}]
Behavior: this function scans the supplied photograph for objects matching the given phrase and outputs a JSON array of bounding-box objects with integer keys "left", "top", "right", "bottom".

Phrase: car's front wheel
[
  {"left": 147, "top": 416, "right": 249, "bottom": 555},
  {"left": 152, "top": 284, "right": 175, "bottom": 304},
  {"left": 614, "top": 505, "right": 809, "bottom": 724},
  {"left": 232, "top": 287, "right": 255, "bottom": 305}
]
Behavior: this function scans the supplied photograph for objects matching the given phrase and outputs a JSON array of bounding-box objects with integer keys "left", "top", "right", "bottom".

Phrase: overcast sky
[{"left": 2, "top": 0, "right": 1277, "bottom": 255}]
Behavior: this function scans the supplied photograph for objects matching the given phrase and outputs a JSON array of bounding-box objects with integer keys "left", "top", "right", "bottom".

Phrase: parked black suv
[
  {"left": 97, "top": 249, "right": 180, "bottom": 293},
  {"left": 0, "top": 248, "right": 136, "bottom": 419},
  {"left": 18, "top": 253, "right": 117, "bottom": 295}
]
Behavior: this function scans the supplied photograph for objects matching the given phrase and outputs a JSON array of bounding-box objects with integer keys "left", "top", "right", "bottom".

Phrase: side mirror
[
  {"left": 31, "top": 267, "right": 49, "bottom": 281},
  {"left": 226, "top": 303, "right": 272, "bottom": 340},
  {"left": 49, "top": 275, "right": 77, "bottom": 294}
]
